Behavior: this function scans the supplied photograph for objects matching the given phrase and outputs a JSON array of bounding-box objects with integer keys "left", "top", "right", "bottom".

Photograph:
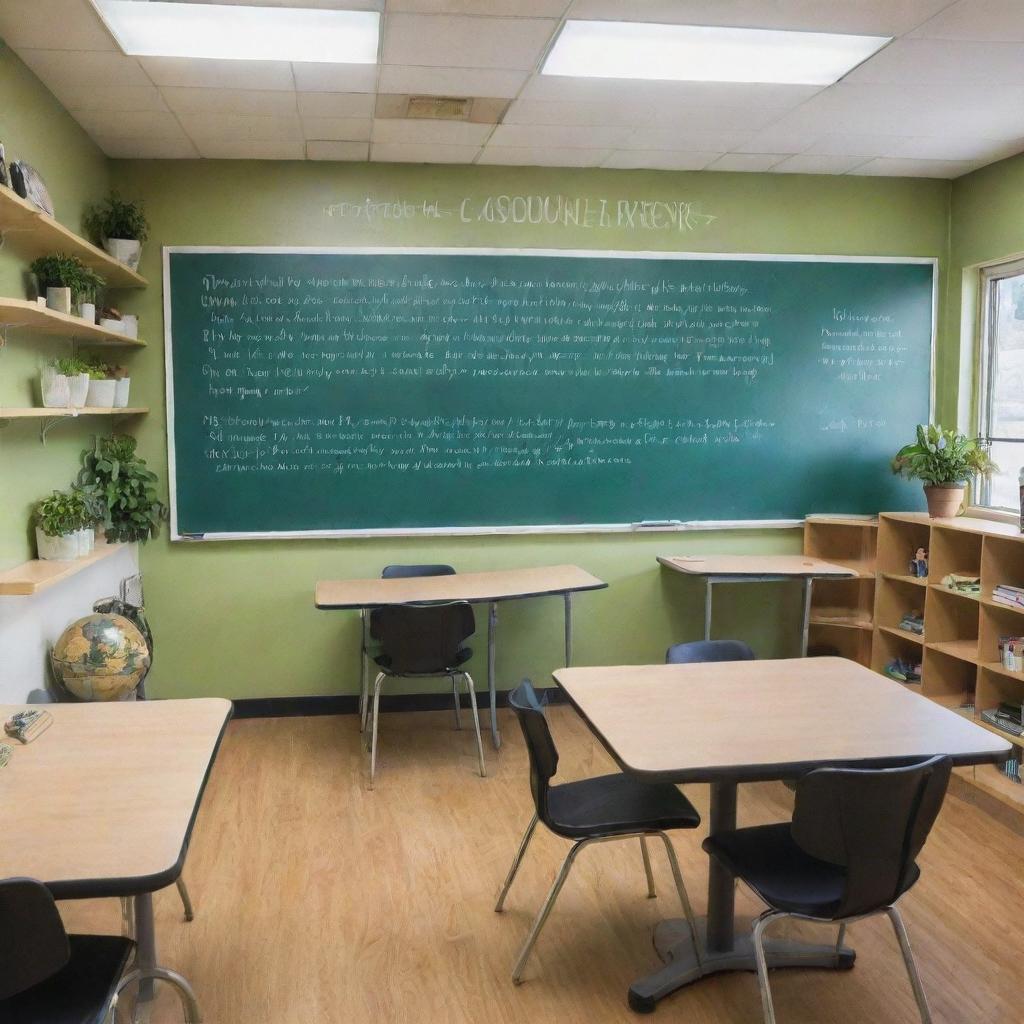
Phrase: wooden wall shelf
[
  {"left": 0, "top": 186, "right": 146, "bottom": 289},
  {"left": 0, "top": 541, "right": 126, "bottom": 596},
  {"left": 0, "top": 298, "right": 146, "bottom": 346},
  {"left": 0, "top": 407, "right": 148, "bottom": 419}
]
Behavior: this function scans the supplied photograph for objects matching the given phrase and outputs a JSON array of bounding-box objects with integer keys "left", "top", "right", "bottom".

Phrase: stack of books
[
  {"left": 981, "top": 703, "right": 1024, "bottom": 737},
  {"left": 898, "top": 610, "right": 925, "bottom": 635},
  {"left": 992, "top": 584, "right": 1024, "bottom": 609}
]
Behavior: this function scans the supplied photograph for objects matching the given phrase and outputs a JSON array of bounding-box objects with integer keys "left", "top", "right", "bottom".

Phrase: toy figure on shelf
[{"left": 909, "top": 547, "right": 928, "bottom": 578}]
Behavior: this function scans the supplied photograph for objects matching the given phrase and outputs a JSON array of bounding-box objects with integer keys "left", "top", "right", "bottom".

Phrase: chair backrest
[
  {"left": 381, "top": 564, "right": 456, "bottom": 579},
  {"left": 0, "top": 878, "right": 70, "bottom": 1000},
  {"left": 508, "top": 680, "right": 559, "bottom": 825},
  {"left": 665, "top": 639, "right": 755, "bottom": 664},
  {"left": 791, "top": 755, "right": 952, "bottom": 919},
  {"left": 370, "top": 602, "right": 475, "bottom": 675}
]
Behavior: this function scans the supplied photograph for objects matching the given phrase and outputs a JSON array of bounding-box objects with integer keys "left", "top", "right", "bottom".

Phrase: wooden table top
[
  {"left": 315, "top": 563, "right": 607, "bottom": 609},
  {"left": 554, "top": 658, "right": 1010, "bottom": 783},
  {"left": 658, "top": 554, "right": 857, "bottom": 578},
  {"left": 0, "top": 698, "right": 232, "bottom": 897}
]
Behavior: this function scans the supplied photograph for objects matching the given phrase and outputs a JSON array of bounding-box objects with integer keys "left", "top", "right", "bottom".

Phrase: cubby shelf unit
[
  {"left": 0, "top": 298, "right": 145, "bottom": 347},
  {"left": 0, "top": 186, "right": 146, "bottom": 289}
]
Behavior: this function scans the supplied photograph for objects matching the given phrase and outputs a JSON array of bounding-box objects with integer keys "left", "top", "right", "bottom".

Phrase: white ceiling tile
[
  {"left": 911, "top": 1, "right": 1024, "bottom": 41},
  {"left": 161, "top": 88, "right": 299, "bottom": 116},
  {"left": 503, "top": 99, "right": 652, "bottom": 126},
  {"left": 479, "top": 146, "right": 609, "bottom": 166},
  {"left": 178, "top": 113, "right": 305, "bottom": 142},
  {"left": 625, "top": 128, "right": 751, "bottom": 152},
  {"left": 371, "top": 119, "right": 494, "bottom": 144},
  {"left": 383, "top": 14, "right": 558, "bottom": 70},
  {"left": 306, "top": 140, "right": 371, "bottom": 161},
  {"left": 388, "top": 1, "right": 568, "bottom": 13},
  {"left": 140, "top": 57, "right": 295, "bottom": 90},
  {"left": 17, "top": 49, "right": 150, "bottom": 88},
  {"left": 371, "top": 142, "right": 481, "bottom": 162},
  {"left": 0, "top": 0, "right": 116, "bottom": 50},
  {"left": 297, "top": 92, "right": 376, "bottom": 118},
  {"left": 769, "top": 153, "right": 869, "bottom": 174},
  {"left": 897, "top": 136, "right": 1024, "bottom": 161},
  {"left": 291, "top": 62, "right": 378, "bottom": 93},
  {"left": 72, "top": 109, "right": 186, "bottom": 140},
  {"left": 195, "top": 140, "right": 306, "bottom": 160},
  {"left": 848, "top": 157, "right": 978, "bottom": 178},
  {"left": 733, "top": 130, "right": 820, "bottom": 155},
  {"left": 707, "top": 153, "right": 790, "bottom": 172},
  {"left": 95, "top": 136, "right": 200, "bottom": 160},
  {"left": 489, "top": 123, "right": 631, "bottom": 148},
  {"left": 805, "top": 133, "right": 913, "bottom": 157},
  {"left": 846, "top": 40, "right": 1024, "bottom": 85},
  {"left": 566, "top": 0, "right": 955, "bottom": 35},
  {"left": 51, "top": 85, "right": 168, "bottom": 114},
  {"left": 602, "top": 150, "right": 721, "bottom": 170},
  {"left": 303, "top": 117, "right": 373, "bottom": 141},
  {"left": 377, "top": 65, "right": 529, "bottom": 98}
]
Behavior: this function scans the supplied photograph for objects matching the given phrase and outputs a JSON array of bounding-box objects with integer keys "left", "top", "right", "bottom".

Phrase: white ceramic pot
[
  {"left": 86, "top": 379, "right": 116, "bottom": 407},
  {"left": 113, "top": 377, "right": 131, "bottom": 408},
  {"left": 68, "top": 372, "right": 90, "bottom": 408},
  {"left": 99, "top": 317, "right": 124, "bottom": 334},
  {"left": 40, "top": 367, "right": 70, "bottom": 408},
  {"left": 46, "top": 286, "right": 72, "bottom": 314},
  {"left": 104, "top": 237, "right": 141, "bottom": 271},
  {"left": 36, "top": 527, "right": 79, "bottom": 561},
  {"left": 76, "top": 528, "right": 94, "bottom": 556},
  {"left": 79, "top": 301, "right": 96, "bottom": 323},
  {"left": 121, "top": 314, "right": 138, "bottom": 339}
]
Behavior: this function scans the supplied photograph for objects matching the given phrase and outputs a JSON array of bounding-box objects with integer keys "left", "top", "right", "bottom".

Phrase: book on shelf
[{"left": 992, "top": 585, "right": 1024, "bottom": 608}]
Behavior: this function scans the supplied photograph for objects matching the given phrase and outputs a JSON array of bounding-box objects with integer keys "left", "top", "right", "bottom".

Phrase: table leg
[
  {"left": 487, "top": 601, "right": 501, "bottom": 749},
  {"left": 564, "top": 592, "right": 573, "bottom": 667},
  {"left": 132, "top": 893, "right": 156, "bottom": 1022},
  {"left": 626, "top": 779, "right": 856, "bottom": 1013},
  {"left": 359, "top": 609, "right": 370, "bottom": 732},
  {"left": 703, "top": 579, "right": 713, "bottom": 641},
  {"left": 800, "top": 578, "right": 814, "bottom": 657}
]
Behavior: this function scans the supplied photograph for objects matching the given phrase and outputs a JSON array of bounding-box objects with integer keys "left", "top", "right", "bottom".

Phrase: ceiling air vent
[
  {"left": 376, "top": 95, "right": 510, "bottom": 124},
  {"left": 406, "top": 96, "right": 473, "bottom": 120}
]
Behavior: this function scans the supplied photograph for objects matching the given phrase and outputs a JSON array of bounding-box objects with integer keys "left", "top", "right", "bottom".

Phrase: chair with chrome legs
[
  {"left": 666, "top": 639, "right": 755, "bottom": 664},
  {"left": 495, "top": 680, "right": 702, "bottom": 984},
  {"left": 366, "top": 595, "right": 485, "bottom": 787},
  {"left": 0, "top": 876, "right": 201, "bottom": 1023},
  {"left": 703, "top": 754, "right": 952, "bottom": 1024}
]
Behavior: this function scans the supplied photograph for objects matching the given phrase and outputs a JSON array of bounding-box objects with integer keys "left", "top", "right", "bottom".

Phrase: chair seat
[
  {"left": 373, "top": 645, "right": 472, "bottom": 674},
  {"left": 703, "top": 823, "right": 921, "bottom": 919},
  {"left": 0, "top": 934, "right": 134, "bottom": 1024},
  {"left": 546, "top": 773, "right": 700, "bottom": 840}
]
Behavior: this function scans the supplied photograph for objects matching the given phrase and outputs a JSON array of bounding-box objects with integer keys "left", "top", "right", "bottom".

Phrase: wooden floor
[{"left": 61, "top": 706, "right": 1024, "bottom": 1024}]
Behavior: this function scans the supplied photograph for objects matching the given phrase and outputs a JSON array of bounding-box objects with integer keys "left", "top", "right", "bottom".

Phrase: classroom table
[
  {"left": 553, "top": 657, "right": 1010, "bottom": 1013},
  {"left": 316, "top": 564, "right": 607, "bottom": 748},
  {"left": 0, "top": 698, "right": 232, "bottom": 1020},
  {"left": 658, "top": 554, "right": 857, "bottom": 655}
]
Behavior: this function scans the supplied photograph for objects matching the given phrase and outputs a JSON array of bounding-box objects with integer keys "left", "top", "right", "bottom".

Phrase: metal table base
[{"left": 703, "top": 575, "right": 816, "bottom": 656}]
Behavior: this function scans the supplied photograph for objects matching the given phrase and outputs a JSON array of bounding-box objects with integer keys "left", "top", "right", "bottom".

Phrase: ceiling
[{"left": 2, "top": 0, "right": 1024, "bottom": 177}]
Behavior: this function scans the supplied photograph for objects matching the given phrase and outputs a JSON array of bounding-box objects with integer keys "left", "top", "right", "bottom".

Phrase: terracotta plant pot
[{"left": 924, "top": 483, "right": 965, "bottom": 518}]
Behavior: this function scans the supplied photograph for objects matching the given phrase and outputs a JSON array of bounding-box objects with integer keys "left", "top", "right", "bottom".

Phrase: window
[{"left": 979, "top": 259, "right": 1024, "bottom": 510}]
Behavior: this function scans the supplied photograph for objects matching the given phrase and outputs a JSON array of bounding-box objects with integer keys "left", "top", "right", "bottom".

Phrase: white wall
[{"left": 0, "top": 544, "right": 139, "bottom": 703}]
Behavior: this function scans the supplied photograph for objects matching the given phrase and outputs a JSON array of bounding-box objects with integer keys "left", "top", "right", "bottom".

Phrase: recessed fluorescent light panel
[
  {"left": 543, "top": 21, "right": 890, "bottom": 85},
  {"left": 93, "top": 1, "right": 379, "bottom": 64}
]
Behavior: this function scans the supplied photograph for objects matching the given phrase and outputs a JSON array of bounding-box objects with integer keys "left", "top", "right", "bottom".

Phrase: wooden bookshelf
[
  {"left": 0, "top": 298, "right": 145, "bottom": 346},
  {"left": 0, "top": 186, "right": 146, "bottom": 288},
  {"left": 0, "top": 541, "right": 126, "bottom": 596}
]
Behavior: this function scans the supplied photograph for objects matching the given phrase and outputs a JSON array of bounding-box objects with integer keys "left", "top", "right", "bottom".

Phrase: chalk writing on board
[{"left": 324, "top": 195, "right": 717, "bottom": 232}]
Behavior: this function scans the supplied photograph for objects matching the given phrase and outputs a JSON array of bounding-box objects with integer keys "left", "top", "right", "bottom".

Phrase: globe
[{"left": 50, "top": 613, "right": 151, "bottom": 702}]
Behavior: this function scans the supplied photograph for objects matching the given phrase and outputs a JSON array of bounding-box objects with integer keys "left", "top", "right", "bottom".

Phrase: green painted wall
[
  {"left": 105, "top": 159, "right": 950, "bottom": 699},
  {"left": 0, "top": 44, "right": 111, "bottom": 567}
]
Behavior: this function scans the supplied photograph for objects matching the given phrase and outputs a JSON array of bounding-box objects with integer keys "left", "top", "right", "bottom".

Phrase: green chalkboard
[{"left": 164, "top": 248, "right": 933, "bottom": 537}]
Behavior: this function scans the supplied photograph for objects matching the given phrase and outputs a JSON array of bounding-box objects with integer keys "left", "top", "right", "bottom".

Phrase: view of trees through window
[{"left": 984, "top": 270, "right": 1024, "bottom": 510}]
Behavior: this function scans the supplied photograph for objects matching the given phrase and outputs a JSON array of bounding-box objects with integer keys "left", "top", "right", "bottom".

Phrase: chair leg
[
  {"left": 836, "top": 922, "right": 847, "bottom": 954},
  {"left": 512, "top": 840, "right": 586, "bottom": 984},
  {"left": 639, "top": 835, "right": 657, "bottom": 898},
  {"left": 461, "top": 672, "right": 486, "bottom": 778},
  {"left": 752, "top": 911, "right": 784, "bottom": 1024},
  {"left": 176, "top": 877, "right": 195, "bottom": 922},
  {"left": 120, "top": 896, "right": 135, "bottom": 939},
  {"left": 451, "top": 674, "right": 462, "bottom": 730},
  {"left": 886, "top": 906, "right": 934, "bottom": 1024},
  {"left": 368, "top": 672, "right": 386, "bottom": 789},
  {"left": 117, "top": 966, "right": 202, "bottom": 1023},
  {"left": 495, "top": 814, "right": 539, "bottom": 912},
  {"left": 654, "top": 832, "right": 702, "bottom": 968}
]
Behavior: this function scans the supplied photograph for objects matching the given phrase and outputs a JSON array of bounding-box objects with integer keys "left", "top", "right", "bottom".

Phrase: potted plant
[
  {"left": 29, "top": 252, "right": 88, "bottom": 315},
  {"left": 78, "top": 434, "right": 168, "bottom": 543},
  {"left": 73, "top": 483, "right": 107, "bottom": 552},
  {"left": 891, "top": 424, "right": 997, "bottom": 518},
  {"left": 84, "top": 359, "right": 116, "bottom": 408},
  {"left": 40, "top": 358, "right": 70, "bottom": 408},
  {"left": 61, "top": 355, "right": 90, "bottom": 407},
  {"left": 74, "top": 265, "right": 104, "bottom": 323},
  {"left": 35, "top": 490, "right": 89, "bottom": 560},
  {"left": 84, "top": 191, "right": 149, "bottom": 271},
  {"left": 108, "top": 364, "right": 131, "bottom": 408}
]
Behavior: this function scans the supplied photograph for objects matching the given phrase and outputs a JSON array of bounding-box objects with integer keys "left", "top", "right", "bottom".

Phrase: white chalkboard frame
[{"left": 163, "top": 245, "right": 937, "bottom": 541}]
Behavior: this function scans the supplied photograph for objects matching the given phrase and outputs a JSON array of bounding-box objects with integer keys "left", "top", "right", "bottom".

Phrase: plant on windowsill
[
  {"left": 891, "top": 424, "right": 996, "bottom": 518},
  {"left": 84, "top": 191, "right": 149, "bottom": 271}
]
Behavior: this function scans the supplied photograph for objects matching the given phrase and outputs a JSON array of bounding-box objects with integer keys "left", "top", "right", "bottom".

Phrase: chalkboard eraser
[
  {"left": 180, "top": 533, "right": 205, "bottom": 540},
  {"left": 633, "top": 520, "right": 683, "bottom": 528}
]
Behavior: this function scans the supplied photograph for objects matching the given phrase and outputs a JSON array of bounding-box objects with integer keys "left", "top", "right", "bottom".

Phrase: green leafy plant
[
  {"left": 74, "top": 265, "right": 105, "bottom": 303},
  {"left": 73, "top": 483, "right": 108, "bottom": 528},
  {"left": 891, "top": 424, "right": 997, "bottom": 486},
  {"left": 78, "top": 434, "right": 168, "bottom": 543},
  {"left": 35, "top": 490, "right": 89, "bottom": 537},
  {"left": 30, "top": 253, "right": 104, "bottom": 301},
  {"left": 84, "top": 191, "right": 149, "bottom": 244},
  {"left": 53, "top": 355, "right": 89, "bottom": 376}
]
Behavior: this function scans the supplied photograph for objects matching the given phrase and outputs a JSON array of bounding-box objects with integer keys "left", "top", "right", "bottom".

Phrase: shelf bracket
[
  {"left": 0, "top": 322, "right": 29, "bottom": 355},
  {"left": 0, "top": 225, "right": 32, "bottom": 252},
  {"left": 38, "top": 410, "right": 136, "bottom": 445}
]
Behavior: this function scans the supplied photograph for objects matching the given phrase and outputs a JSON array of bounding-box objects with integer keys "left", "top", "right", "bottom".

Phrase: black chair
[
  {"left": 366, "top": 564, "right": 485, "bottom": 787},
  {"left": 703, "top": 755, "right": 952, "bottom": 1024},
  {"left": 665, "top": 639, "right": 755, "bottom": 664},
  {"left": 494, "top": 680, "right": 702, "bottom": 984},
  {"left": 0, "top": 876, "right": 200, "bottom": 1023}
]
